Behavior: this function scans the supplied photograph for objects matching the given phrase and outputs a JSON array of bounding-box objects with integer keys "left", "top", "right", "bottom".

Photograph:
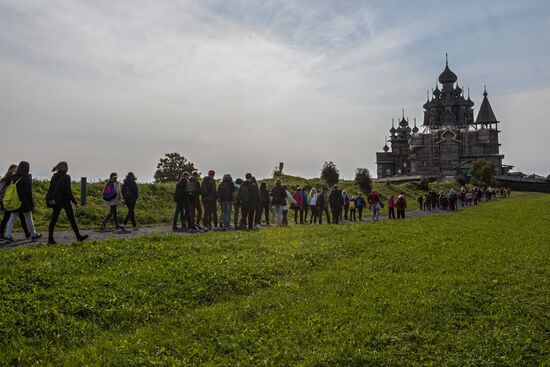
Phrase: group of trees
[{"left": 154, "top": 153, "right": 373, "bottom": 194}]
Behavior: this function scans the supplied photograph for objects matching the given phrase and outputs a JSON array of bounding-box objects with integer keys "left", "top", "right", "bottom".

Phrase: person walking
[
  {"left": 101, "top": 172, "right": 124, "bottom": 231},
  {"left": 201, "top": 170, "right": 218, "bottom": 229},
  {"left": 317, "top": 187, "right": 331, "bottom": 224},
  {"left": 368, "top": 190, "right": 381, "bottom": 222},
  {"left": 259, "top": 182, "right": 270, "bottom": 226},
  {"left": 0, "top": 164, "right": 30, "bottom": 241},
  {"left": 342, "top": 191, "right": 350, "bottom": 221},
  {"left": 248, "top": 177, "right": 260, "bottom": 229},
  {"left": 173, "top": 173, "right": 188, "bottom": 231},
  {"left": 3, "top": 161, "right": 42, "bottom": 242},
  {"left": 355, "top": 193, "right": 366, "bottom": 221},
  {"left": 349, "top": 196, "right": 357, "bottom": 222},
  {"left": 233, "top": 178, "right": 243, "bottom": 229},
  {"left": 282, "top": 184, "right": 295, "bottom": 226},
  {"left": 329, "top": 185, "right": 344, "bottom": 224},
  {"left": 292, "top": 187, "right": 304, "bottom": 224},
  {"left": 387, "top": 195, "right": 396, "bottom": 219},
  {"left": 417, "top": 194, "right": 424, "bottom": 211},
  {"left": 396, "top": 194, "right": 407, "bottom": 219},
  {"left": 217, "top": 174, "right": 235, "bottom": 230},
  {"left": 46, "top": 162, "right": 88, "bottom": 244},
  {"left": 185, "top": 171, "right": 201, "bottom": 231},
  {"left": 122, "top": 172, "right": 139, "bottom": 230},
  {"left": 302, "top": 188, "right": 310, "bottom": 223},
  {"left": 308, "top": 188, "right": 319, "bottom": 224},
  {"left": 270, "top": 179, "right": 286, "bottom": 226}
]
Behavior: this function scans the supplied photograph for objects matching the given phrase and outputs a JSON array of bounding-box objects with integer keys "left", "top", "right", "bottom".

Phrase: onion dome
[
  {"left": 412, "top": 118, "right": 419, "bottom": 133},
  {"left": 390, "top": 118, "right": 396, "bottom": 134},
  {"left": 438, "top": 54, "right": 457, "bottom": 84},
  {"left": 383, "top": 143, "right": 389, "bottom": 152},
  {"left": 399, "top": 110, "right": 408, "bottom": 127},
  {"left": 454, "top": 84, "right": 463, "bottom": 95}
]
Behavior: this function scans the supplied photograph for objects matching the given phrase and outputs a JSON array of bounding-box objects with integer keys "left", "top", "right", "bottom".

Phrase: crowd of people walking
[{"left": 0, "top": 162, "right": 514, "bottom": 244}]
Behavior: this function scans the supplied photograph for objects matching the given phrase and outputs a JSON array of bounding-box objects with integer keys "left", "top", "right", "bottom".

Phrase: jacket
[
  {"left": 122, "top": 180, "right": 139, "bottom": 201},
  {"left": 46, "top": 171, "right": 77, "bottom": 207},
  {"left": 355, "top": 196, "right": 366, "bottom": 208},
  {"left": 271, "top": 185, "right": 286, "bottom": 205},
  {"left": 11, "top": 174, "right": 34, "bottom": 212},
  {"left": 329, "top": 189, "right": 344, "bottom": 208},
  {"left": 174, "top": 179, "right": 187, "bottom": 203},
  {"left": 104, "top": 180, "right": 122, "bottom": 206},
  {"left": 185, "top": 177, "right": 201, "bottom": 201},
  {"left": 201, "top": 176, "right": 217, "bottom": 201},
  {"left": 293, "top": 191, "right": 304, "bottom": 209},
  {"left": 260, "top": 186, "right": 270, "bottom": 205},
  {"left": 217, "top": 180, "right": 235, "bottom": 202}
]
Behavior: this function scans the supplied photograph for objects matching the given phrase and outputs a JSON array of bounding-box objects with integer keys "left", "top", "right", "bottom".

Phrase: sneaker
[
  {"left": 31, "top": 233, "right": 42, "bottom": 242},
  {"left": 77, "top": 235, "right": 89, "bottom": 242}
]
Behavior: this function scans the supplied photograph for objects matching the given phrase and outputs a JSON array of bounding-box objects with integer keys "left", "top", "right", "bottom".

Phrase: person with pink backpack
[{"left": 101, "top": 172, "right": 124, "bottom": 231}]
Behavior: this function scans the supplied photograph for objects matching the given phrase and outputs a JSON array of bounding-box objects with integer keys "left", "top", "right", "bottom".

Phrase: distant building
[{"left": 376, "top": 56, "right": 512, "bottom": 178}]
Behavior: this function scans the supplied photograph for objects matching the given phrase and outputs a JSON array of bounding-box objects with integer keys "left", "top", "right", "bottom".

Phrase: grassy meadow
[
  {"left": 1, "top": 194, "right": 549, "bottom": 365},
  {"left": 28, "top": 175, "right": 458, "bottom": 231}
]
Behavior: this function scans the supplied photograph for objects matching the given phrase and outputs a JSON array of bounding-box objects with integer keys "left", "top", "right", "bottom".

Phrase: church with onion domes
[{"left": 376, "top": 55, "right": 511, "bottom": 178}]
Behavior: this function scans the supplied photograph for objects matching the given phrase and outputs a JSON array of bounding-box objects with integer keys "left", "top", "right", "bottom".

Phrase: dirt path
[{"left": 1, "top": 193, "right": 545, "bottom": 249}]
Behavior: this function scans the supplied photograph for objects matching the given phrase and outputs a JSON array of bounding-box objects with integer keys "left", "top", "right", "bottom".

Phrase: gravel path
[{"left": 1, "top": 193, "right": 545, "bottom": 249}]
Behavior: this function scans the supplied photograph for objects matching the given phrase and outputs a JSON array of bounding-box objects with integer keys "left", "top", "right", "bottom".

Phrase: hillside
[
  {"left": 27, "top": 175, "right": 459, "bottom": 231},
  {"left": 0, "top": 195, "right": 549, "bottom": 365}
]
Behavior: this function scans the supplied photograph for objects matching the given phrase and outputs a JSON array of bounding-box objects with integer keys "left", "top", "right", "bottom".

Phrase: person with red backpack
[
  {"left": 396, "top": 194, "right": 407, "bottom": 219},
  {"left": 368, "top": 190, "right": 381, "bottom": 222},
  {"left": 101, "top": 172, "right": 124, "bottom": 231}
]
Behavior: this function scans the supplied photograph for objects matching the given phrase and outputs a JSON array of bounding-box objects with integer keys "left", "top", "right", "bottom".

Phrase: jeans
[
  {"left": 202, "top": 199, "right": 218, "bottom": 227},
  {"left": 282, "top": 209, "right": 288, "bottom": 226},
  {"left": 1, "top": 211, "right": 29, "bottom": 238},
  {"left": 49, "top": 204, "right": 81, "bottom": 241},
  {"left": 350, "top": 208, "right": 356, "bottom": 221},
  {"left": 186, "top": 201, "right": 196, "bottom": 228},
  {"left": 318, "top": 207, "right": 330, "bottom": 224},
  {"left": 234, "top": 203, "right": 241, "bottom": 228},
  {"left": 294, "top": 208, "right": 304, "bottom": 224},
  {"left": 388, "top": 207, "right": 395, "bottom": 219},
  {"left": 309, "top": 205, "right": 319, "bottom": 224},
  {"left": 173, "top": 202, "right": 186, "bottom": 228},
  {"left": 371, "top": 206, "right": 379, "bottom": 221},
  {"left": 103, "top": 205, "right": 119, "bottom": 227},
  {"left": 331, "top": 206, "right": 341, "bottom": 224},
  {"left": 258, "top": 203, "right": 270, "bottom": 225},
  {"left": 124, "top": 198, "right": 137, "bottom": 227},
  {"left": 221, "top": 201, "right": 232, "bottom": 229},
  {"left": 273, "top": 205, "right": 284, "bottom": 226},
  {"left": 357, "top": 207, "right": 363, "bottom": 220},
  {"left": 6, "top": 211, "right": 37, "bottom": 238}
]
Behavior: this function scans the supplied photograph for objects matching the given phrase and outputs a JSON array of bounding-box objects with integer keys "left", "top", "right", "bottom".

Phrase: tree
[
  {"left": 471, "top": 159, "right": 496, "bottom": 185},
  {"left": 354, "top": 168, "right": 372, "bottom": 194},
  {"left": 154, "top": 153, "right": 198, "bottom": 183},
  {"left": 321, "top": 161, "right": 340, "bottom": 186}
]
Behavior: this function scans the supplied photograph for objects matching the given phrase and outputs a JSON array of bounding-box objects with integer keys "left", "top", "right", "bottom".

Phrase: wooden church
[{"left": 376, "top": 56, "right": 510, "bottom": 178}]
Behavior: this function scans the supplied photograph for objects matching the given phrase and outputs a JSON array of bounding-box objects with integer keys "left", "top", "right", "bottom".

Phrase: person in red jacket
[
  {"left": 367, "top": 190, "right": 381, "bottom": 222},
  {"left": 387, "top": 195, "right": 396, "bottom": 220},
  {"left": 396, "top": 194, "right": 407, "bottom": 219},
  {"left": 292, "top": 187, "right": 304, "bottom": 224}
]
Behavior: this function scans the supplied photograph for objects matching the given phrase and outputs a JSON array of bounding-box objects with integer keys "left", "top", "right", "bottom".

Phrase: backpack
[
  {"left": 2, "top": 178, "right": 22, "bottom": 212},
  {"left": 396, "top": 197, "right": 405, "bottom": 209},
  {"left": 239, "top": 185, "right": 250, "bottom": 204},
  {"left": 102, "top": 181, "right": 117, "bottom": 201}
]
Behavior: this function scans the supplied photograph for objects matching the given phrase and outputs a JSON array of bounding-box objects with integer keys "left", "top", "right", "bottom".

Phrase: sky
[{"left": 1, "top": 0, "right": 549, "bottom": 181}]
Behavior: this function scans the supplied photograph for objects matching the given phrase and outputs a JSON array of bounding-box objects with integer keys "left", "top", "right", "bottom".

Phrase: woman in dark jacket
[
  {"left": 258, "top": 182, "right": 270, "bottom": 226},
  {"left": 1, "top": 164, "right": 30, "bottom": 241},
  {"left": 3, "top": 161, "right": 41, "bottom": 242},
  {"left": 122, "top": 172, "right": 139, "bottom": 230},
  {"left": 173, "top": 173, "right": 188, "bottom": 231},
  {"left": 46, "top": 162, "right": 88, "bottom": 244}
]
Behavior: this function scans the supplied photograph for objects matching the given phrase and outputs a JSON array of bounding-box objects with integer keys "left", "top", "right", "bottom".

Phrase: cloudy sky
[{"left": 1, "top": 0, "right": 549, "bottom": 181}]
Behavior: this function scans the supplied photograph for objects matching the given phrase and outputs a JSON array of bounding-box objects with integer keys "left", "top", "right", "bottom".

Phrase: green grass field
[
  {"left": 28, "top": 175, "right": 458, "bottom": 231},
  {"left": 1, "top": 195, "right": 549, "bottom": 365}
]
